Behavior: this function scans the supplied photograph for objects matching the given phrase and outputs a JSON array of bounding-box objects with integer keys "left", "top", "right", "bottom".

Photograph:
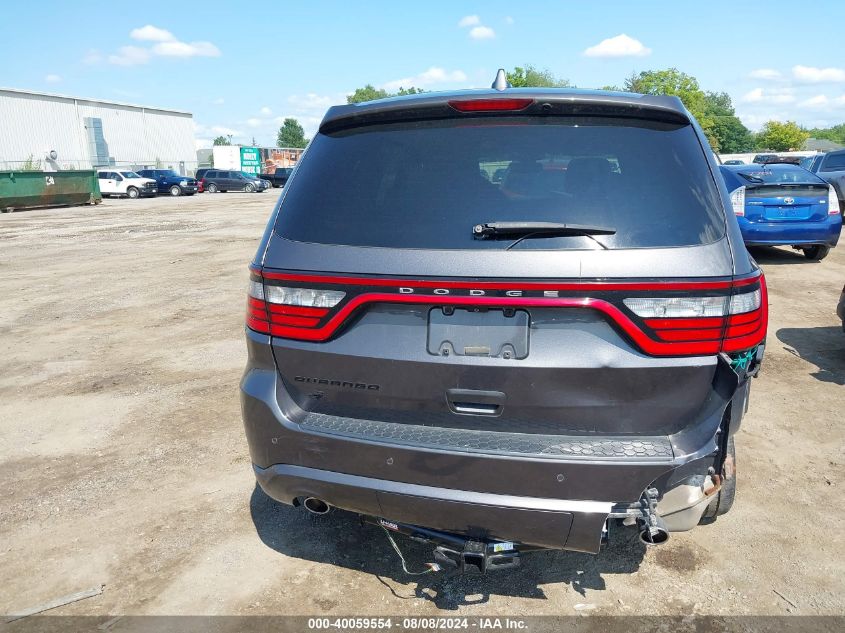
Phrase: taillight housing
[
  {"left": 828, "top": 186, "right": 840, "bottom": 215},
  {"left": 730, "top": 186, "right": 745, "bottom": 216},
  {"left": 627, "top": 278, "right": 767, "bottom": 354},
  {"left": 246, "top": 278, "right": 345, "bottom": 335}
]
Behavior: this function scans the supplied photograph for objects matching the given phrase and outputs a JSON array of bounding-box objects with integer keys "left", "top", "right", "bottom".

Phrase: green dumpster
[{"left": 0, "top": 170, "right": 102, "bottom": 213}]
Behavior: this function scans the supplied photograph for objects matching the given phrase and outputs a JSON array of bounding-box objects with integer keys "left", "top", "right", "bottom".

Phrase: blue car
[{"left": 720, "top": 163, "right": 842, "bottom": 260}]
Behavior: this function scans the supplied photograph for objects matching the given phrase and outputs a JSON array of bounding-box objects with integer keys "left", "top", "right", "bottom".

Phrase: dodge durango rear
[{"left": 240, "top": 75, "right": 767, "bottom": 570}]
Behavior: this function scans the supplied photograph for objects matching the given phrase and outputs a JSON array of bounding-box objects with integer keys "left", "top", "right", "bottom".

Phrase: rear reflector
[{"left": 448, "top": 98, "right": 533, "bottom": 112}]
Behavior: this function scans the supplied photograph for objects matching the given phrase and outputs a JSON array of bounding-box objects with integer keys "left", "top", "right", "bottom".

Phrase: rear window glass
[
  {"left": 275, "top": 116, "right": 726, "bottom": 250},
  {"left": 821, "top": 153, "right": 845, "bottom": 171}
]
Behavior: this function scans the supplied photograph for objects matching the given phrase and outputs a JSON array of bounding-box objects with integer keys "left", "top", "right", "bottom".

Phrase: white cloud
[
  {"left": 749, "top": 68, "right": 781, "bottom": 80},
  {"left": 44, "top": 74, "right": 61, "bottom": 83},
  {"left": 469, "top": 26, "right": 495, "bottom": 40},
  {"left": 504, "top": 16, "right": 514, "bottom": 25},
  {"left": 82, "top": 49, "right": 103, "bottom": 64},
  {"left": 211, "top": 125, "right": 242, "bottom": 137},
  {"left": 152, "top": 40, "right": 220, "bottom": 58},
  {"left": 799, "top": 95, "right": 828, "bottom": 108},
  {"left": 108, "top": 46, "right": 151, "bottom": 66},
  {"left": 130, "top": 25, "right": 175, "bottom": 42},
  {"left": 583, "top": 34, "right": 651, "bottom": 58},
  {"left": 246, "top": 118, "right": 263, "bottom": 128},
  {"left": 458, "top": 15, "right": 480, "bottom": 27},
  {"left": 382, "top": 67, "right": 467, "bottom": 92},
  {"left": 741, "top": 88, "right": 795, "bottom": 104},
  {"left": 195, "top": 138, "right": 212, "bottom": 150},
  {"left": 260, "top": 106, "right": 272, "bottom": 116},
  {"left": 793, "top": 65, "right": 845, "bottom": 83},
  {"left": 288, "top": 93, "right": 335, "bottom": 111},
  {"left": 212, "top": 97, "right": 225, "bottom": 105},
  {"left": 105, "top": 26, "right": 220, "bottom": 65}
]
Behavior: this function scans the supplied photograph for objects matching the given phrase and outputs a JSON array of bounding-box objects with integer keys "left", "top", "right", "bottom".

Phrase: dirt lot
[{"left": 1, "top": 193, "right": 843, "bottom": 620}]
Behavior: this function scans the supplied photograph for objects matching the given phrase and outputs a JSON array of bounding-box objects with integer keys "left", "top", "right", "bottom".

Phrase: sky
[{"left": 3, "top": 0, "right": 845, "bottom": 149}]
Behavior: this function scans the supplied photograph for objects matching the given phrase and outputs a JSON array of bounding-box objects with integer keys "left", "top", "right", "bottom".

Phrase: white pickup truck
[{"left": 97, "top": 170, "right": 158, "bottom": 198}]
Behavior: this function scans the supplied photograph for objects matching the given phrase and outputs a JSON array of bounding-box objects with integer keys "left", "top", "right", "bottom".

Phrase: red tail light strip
[{"left": 247, "top": 269, "right": 767, "bottom": 356}]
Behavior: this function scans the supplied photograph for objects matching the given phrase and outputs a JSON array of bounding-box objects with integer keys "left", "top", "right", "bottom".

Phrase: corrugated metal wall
[{"left": 0, "top": 89, "right": 196, "bottom": 173}]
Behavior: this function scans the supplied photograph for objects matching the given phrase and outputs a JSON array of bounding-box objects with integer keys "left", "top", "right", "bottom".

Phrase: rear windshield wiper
[{"left": 472, "top": 221, "right": 616, "bottom": 251}]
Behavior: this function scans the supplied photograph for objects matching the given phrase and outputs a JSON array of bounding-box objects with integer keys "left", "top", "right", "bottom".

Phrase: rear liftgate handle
[{"left": 446, "top": 389, "right": 505, "bottom": 416}]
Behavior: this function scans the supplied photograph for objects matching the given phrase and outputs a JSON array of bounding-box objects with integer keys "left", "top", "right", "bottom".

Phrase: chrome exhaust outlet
[
  {"left": 303, "top": 497, "right": 331, "bottom": 515},
  {"left": 637, "top": 487, "right": 670, "bottom": 546},
  {"left": 638, "top": 515, "right": 670, "bottom": 545}
]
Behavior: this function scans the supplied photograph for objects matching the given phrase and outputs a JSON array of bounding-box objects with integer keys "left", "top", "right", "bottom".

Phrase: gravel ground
[{"left": 0, "top": 193, "right": 843, "bottom": 621}]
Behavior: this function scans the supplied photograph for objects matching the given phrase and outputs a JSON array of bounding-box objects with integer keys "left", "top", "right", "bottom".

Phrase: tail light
[
  {"left": 828, "top": 186, "right": 840, "bottom": 215},
  {"left": 246, "top": 279, "right": 344, "bottom": 335},
  {"left": 627, "top": 280, "right": 766, "bottom": 353},
  {"left": 729, "top": 186, "right": 745, "bottom": 216},
  {"left": 246, "top": 269, "right": 767, "bottom": 356}
]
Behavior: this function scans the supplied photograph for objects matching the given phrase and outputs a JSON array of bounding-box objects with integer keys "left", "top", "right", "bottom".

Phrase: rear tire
[
  {"left": 169, "top": 185, "right": 182, "bottom": 197},
  {"left": 126, "top": 187, "right": 139, "bottom": 199},
  {"left": 207, "top": 183, "right": 219, "bottom": 193},
  {"left": 803, "top": 245, "right": 830, "bottom": 261},
  {"left": 244, "top": 183, "right": 255, "bottom": 193},
  {"left": 700, "top": 435, "right": 736, "bottom": 520}
]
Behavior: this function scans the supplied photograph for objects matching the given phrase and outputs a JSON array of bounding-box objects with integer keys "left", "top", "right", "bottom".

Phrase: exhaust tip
[
  {"left": 639, "top": 526, "right": 670, "bottom": 546},
  {"left": 303, "top": 497, "right": 331, "bottom": 515}
]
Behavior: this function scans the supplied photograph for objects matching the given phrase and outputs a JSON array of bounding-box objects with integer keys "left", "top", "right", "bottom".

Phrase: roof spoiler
[{"left": 319, "top": 91, "right": 691, "bottom": 134}]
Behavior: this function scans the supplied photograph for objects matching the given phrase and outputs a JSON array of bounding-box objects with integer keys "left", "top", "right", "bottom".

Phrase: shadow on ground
[
  {"left": 747, "top": 245, "right": 822, "bottom": 266},
  {"left": 249, "top": 485, "right": 646, "bottom": 609},
  {"left": 777, "top": 326, "right": 845, "bottom": 385}
]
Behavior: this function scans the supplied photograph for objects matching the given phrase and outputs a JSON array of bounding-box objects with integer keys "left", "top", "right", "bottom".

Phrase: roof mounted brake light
[{"left": 448, "top": 98, "right": 534, "bottom": 113}]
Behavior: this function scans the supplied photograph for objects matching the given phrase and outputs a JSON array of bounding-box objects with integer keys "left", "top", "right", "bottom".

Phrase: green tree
[
  {"left": 806, "top": 123, "right": 845, "bottom": 145},
  {"left": 346, "top": 84, "right": 424, "bottom": 104},
  {"left": 277, "top": 118, "right": 309, "bottom": 148},
  {"left": 710, "top": 116, "right": 754, "bottom": 153},
  {"left": 506, "top": 65, "right": 571, "bottom": 88},
  {"left": 703, "top": 91, "right": 753, "bottom": 153},
  {"left": 212, "top": 135, "right": 231, "bottom": 146},
  {"left": 347, "top": 85, "right": 390, "bottom": 104},
  {"left": 755, "top": 121, "right": 810, "bottom": 151},
  {"left": 624, "top": 68, "right": 735, "bottom": 149},
  {"left": 395, "top": 87, "right": 425, "bottom": 96}
]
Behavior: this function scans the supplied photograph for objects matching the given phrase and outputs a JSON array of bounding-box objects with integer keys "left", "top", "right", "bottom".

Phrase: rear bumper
[
  {"left": 739, "top": 217, "right": 842, "bottom": 246},
  {"left": 254, "top": 463, "right": 608, "bottom": 552},
  {"left": 241, "top": 331, "right": 745, "bottom": 553}
]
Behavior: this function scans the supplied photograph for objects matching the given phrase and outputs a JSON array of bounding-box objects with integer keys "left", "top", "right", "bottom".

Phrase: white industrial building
[{"left": 0, "top": 88, "right": 197, "bottom": 174}]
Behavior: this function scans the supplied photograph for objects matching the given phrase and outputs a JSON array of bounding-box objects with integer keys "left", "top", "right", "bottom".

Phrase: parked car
[
  {"left": 96, "top": 170, "right": 157, "bottom": 198},
  {"left": 201, "top": 170, "right": 267, "bottom": 193},
  {"left": 240, "top": 79, "right": 769, "bottom": 565},
  {"left": 723, "top": 159, "right": 745, "bottom": 166},
  {"left": 838, "top": 283, "right": 845, "bottom": 333},
  {"left": 752, "top": 154, "right": 780, "bottom": 164},
  {"left": 136, "top": 169, "right": 198, "bottom": 196},
  {"left": 720, "top": 163, "right": 842, "bottom": 260},
  {"left": 259, "top": 167, "right": 293, "bottom": 188},
  {"left": 800, "top": 149, "right": 845, "bottom": 209}
]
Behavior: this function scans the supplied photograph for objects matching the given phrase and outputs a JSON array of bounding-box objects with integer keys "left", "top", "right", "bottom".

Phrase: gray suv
[{"left": 240, "top": 79, "right": 768, "bottom": 569}]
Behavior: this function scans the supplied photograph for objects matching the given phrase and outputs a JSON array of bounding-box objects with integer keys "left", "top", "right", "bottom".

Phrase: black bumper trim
[{"left": 298, "top": 412, "right": 674, "bottom": 461}]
